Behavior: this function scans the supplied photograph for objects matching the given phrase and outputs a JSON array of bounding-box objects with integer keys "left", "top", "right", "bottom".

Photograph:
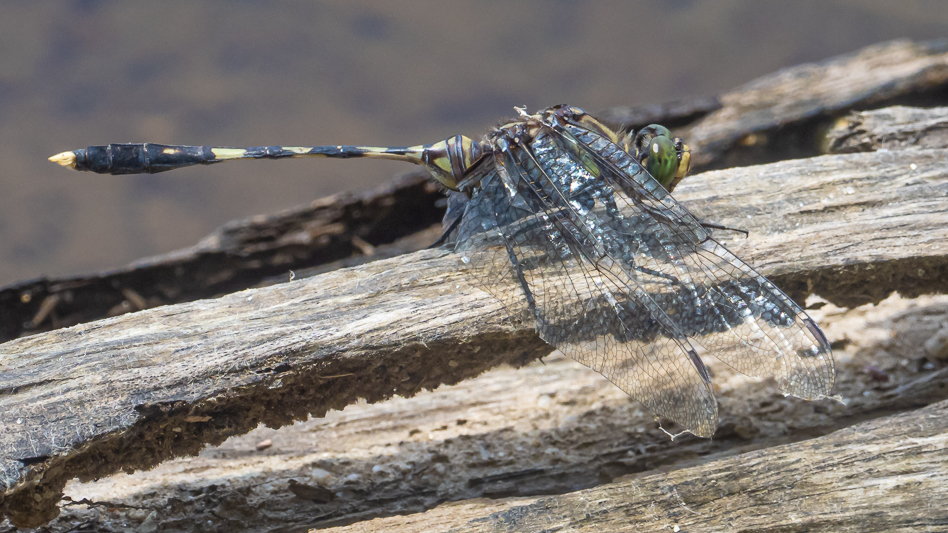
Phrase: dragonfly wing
[
  {"left": 549, "top": 120, "right": 836, "bottom": 401},
  {"left": 456, "top": 145, "right": 719, "bottom": 437},
  {"left": 454, "top": 167, "right": 533, "bottom": 323},
  {"left": 442, "top": 191, "right": 470, "bottom": 236}
]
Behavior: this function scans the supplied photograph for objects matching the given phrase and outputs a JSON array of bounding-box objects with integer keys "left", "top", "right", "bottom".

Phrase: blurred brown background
[{"left": 2, "top": 0, "right": 947, "bottom": 286}]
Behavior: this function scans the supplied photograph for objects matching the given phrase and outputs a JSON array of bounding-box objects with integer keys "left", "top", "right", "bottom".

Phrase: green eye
[
  {"left": 631, "top": 124, "right": 672, "bottom": 156},
  {"left": 649, "top": 125, "right": 672, "bottom": 140},
  {"left": 628, "top": 124, "right": 690, "bottom": 192},
  {"left": 646, "top": 136, "right": 678, "bottom": 189}
]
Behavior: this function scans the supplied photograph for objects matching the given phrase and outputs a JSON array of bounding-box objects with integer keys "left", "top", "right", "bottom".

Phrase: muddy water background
[{"left": 2, "top": 1, "right": 947, "bottom": 285}]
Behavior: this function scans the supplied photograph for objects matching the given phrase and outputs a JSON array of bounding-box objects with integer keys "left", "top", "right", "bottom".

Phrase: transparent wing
[
  {"left": 456, "top": 142, "right": 719, "bottom": 437},
  {"left": 547, "top": 120, "right": 836, "bottom": 400}
]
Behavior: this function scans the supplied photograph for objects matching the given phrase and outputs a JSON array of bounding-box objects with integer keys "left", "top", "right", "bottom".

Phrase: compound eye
[
  {"left": 649, "top": 124, "right": 672, "bottom": 139},
  {"left": 646, "top": 136, "right": 679, "bottom": 190},
  {"left": 632, "top": 124, "right": 673, "bottom": 158}
]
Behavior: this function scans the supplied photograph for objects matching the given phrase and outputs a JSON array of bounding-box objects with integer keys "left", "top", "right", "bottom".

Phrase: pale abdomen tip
[{"left": 48, "top": 151, "right": 78, "bottom": 169}]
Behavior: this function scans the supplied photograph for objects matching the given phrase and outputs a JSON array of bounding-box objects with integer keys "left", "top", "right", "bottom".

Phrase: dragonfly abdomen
[
  {"left": 48, "top": 143, "right": 421, "bottom": 175},
  {"left": 49, "top": 137, "right": 491, "bottom": 192},
  {"left": 53, "top": 143, "right": 220, "bottom": 174}
]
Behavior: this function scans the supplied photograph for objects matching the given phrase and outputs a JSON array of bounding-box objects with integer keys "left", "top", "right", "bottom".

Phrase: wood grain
[
  {"left": 0, "top": 171, "right": 446, "bottom": 343},
  {"left": 826, "top": 106, "right": 948, "bottom": 153},
  {"left": 47, "top": 293, "right": 947, "bottom": 531},
  {"left": 682, "top": 39, "right": 948, "bottom": 170},
  {"left": 327, "top": 398, "right": 948, "bottom": 533}
]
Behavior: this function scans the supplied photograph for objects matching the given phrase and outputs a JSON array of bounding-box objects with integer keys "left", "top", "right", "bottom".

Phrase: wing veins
[{"left": 545, "top": 121, "right": 833, "bottom": 395}]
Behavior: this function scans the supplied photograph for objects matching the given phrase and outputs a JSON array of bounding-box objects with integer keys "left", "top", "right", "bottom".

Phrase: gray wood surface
[
  {"left": 682, "top": 39, "right": 948, "bottom": 170},
  {"left": 603, "top": 40, "right": 948, "bottom": 172},
  {"left": 43, "top": 293, "right": 948, "bottom": 531},
  {"left": 3, "top": 147, "right": 947, "bottom": 527},
  {"left": 0, "top": 171, "right": 444, "bottom": 343},
  {"left": 826, "top": 106, "right": 948, "bottom": 153},
  {"left": 327, "top": 398, "right": 948, "bottom": 533}
]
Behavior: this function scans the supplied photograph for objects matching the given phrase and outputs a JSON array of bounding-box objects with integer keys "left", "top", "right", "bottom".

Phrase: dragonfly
[{"left": 49, "top": 104, "right": 836, "bottom": 438}]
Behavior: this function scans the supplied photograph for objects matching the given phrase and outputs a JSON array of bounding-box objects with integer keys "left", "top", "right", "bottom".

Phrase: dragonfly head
[
  {"left": 631, "top": 125, "right": 691, "bottom": 192},
  {"left": 545, "top": 107, "right": 691, "bottom": 192}
]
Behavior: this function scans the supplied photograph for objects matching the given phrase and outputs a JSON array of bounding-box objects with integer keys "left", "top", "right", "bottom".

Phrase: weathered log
[
  {"left": 0, "top": 171, "right": 444, "bottom": 343},
  {"left": 2, "top": 147, "right": 947, "bottom": 527},
  {"left": 323, "top": 398, "right": 948, "bottom": 533},
  {"left": 47, "top": 294, "right": 948, "bottom": 531},
  {"left": 825, "top": 105, "right": 948, "bottom": 153},
  {"left": 606, "top": 39, "right": 948, "bottom": 171},
  {"left": 683, "top": 39, "right": 948, "bottom": 170}
]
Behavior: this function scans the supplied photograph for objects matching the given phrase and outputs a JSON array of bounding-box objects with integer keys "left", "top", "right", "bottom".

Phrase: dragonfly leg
[
  {"left": 631, "top": 265, "right": 681, "bottom": 285},
  {"left": 699, "top": 221, "right": 749, "bottom": 238},
  {"left": 428, "top": 215, "right": 463, "bottom": 249}
]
